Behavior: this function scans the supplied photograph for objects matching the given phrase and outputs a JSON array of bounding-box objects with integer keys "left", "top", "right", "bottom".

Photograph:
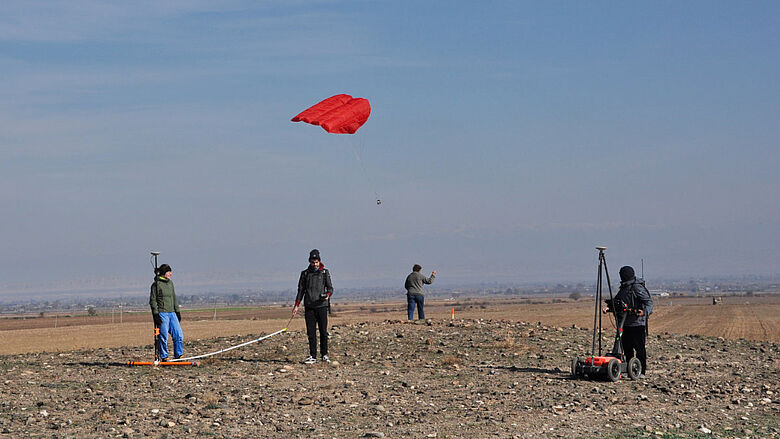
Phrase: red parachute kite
[{"left": 291, "top": 94, "right": 371, "bottom": 134}]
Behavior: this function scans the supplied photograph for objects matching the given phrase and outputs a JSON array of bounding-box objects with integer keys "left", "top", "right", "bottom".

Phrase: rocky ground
[{"left": 0, "top": 318, "right": 778, "bottom": 438}]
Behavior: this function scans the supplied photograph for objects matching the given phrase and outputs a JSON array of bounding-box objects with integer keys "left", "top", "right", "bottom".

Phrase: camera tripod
[{"left": 591, "top": 246, "right": 614, "bottom": 358}]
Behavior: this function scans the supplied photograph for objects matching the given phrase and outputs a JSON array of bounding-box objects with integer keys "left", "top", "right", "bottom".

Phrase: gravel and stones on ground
[{"left": 1, "top": 319, "right": 778, "bottom": 438}]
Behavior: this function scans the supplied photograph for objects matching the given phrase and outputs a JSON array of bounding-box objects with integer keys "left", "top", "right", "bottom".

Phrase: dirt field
[{"left": 1, "top": 295, "right": 778, "bottom": 355}]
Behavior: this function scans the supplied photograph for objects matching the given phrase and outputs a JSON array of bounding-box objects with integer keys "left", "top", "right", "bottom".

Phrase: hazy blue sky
[{"left": 1, "top": 1, "right": 778, "bottom": 297}]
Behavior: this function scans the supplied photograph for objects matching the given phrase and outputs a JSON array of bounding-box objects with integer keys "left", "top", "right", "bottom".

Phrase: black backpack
[{"left": 634, "top": 278, "right": 650, "bottom": 336}]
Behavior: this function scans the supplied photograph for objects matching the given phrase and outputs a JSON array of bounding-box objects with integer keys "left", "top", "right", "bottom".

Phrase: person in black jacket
[
  {"left": 613, "top": 265, "right": 654, "bottom": 377},
  {"left": 292, "top": 249, "right": 333, "bottom": 364}
]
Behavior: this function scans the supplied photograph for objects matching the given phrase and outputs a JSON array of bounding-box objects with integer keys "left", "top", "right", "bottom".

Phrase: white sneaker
[
  {"left": 303, "top": 356, "right": 316, "bottom": 364},
  {"left": 322, "top": 355, "right": 330, "bottom": 363}
]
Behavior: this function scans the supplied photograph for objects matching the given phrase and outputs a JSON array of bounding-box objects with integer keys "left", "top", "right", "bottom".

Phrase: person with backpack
[
  {"left": 404, "top": 264, "right": 436, "bottom": 320},
  {"left": 292, "top": 249, "right": 333, "bottom": 364},
  {"left": 149, "top": 263, "right": 183, "bottom": 361},
  {"left": 613, "top": 265, "right": 654, "bottom": 377}
]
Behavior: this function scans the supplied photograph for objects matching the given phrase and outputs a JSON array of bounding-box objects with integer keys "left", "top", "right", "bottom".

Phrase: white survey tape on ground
[{"left": 169, "top": 328, "right": 288, "bottom": 362}]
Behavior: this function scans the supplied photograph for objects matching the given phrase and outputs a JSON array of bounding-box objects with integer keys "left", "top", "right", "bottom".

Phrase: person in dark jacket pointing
[{"left": 292, "top": 249, "right": 333, "bottom": 364}]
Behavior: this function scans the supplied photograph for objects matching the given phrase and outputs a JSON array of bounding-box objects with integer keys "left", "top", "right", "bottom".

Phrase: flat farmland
[{"left": 1, "top": 294, "right": 778, "bottom": 355}]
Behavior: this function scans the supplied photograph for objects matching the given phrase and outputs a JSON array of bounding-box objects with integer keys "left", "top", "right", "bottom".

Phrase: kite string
[{"left": 349, "top": 138, "right": 380, "bottom": 202}]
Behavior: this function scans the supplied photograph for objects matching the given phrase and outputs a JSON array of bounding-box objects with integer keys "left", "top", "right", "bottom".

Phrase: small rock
[
  {"left": 364, "top": 432, "right": 385, "bottom": 438},
  {"left": 298, "top": 397, "right": 313, "bottom": 405},
  {"left": 699, "top": 426, "right": 712, "bottom": 434}
]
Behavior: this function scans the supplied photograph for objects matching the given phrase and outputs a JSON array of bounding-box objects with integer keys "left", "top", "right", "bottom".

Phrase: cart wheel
[
  {"left": 627, "top": 357, "right": 641, "bottom": 380},
  {"left": 571, "top": 357, "right": 580, "bottom": 377},
  {"left": 606, "top": 358, "right": 621, "bottom": 382}
]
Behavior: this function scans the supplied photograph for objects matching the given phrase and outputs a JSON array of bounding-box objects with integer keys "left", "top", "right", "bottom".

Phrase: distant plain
[{"left": 1, "top": 295, "right": 777, "bottom": 355}]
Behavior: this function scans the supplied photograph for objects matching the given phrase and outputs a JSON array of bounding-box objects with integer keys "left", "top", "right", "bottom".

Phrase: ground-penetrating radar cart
[{"left": 571, "top": 246, "right": 642, "bottom": 382}]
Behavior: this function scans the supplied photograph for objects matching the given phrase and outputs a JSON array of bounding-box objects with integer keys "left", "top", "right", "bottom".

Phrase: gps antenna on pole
[{"left": 151, "top": 251, "right": 161, "bottom": 362}]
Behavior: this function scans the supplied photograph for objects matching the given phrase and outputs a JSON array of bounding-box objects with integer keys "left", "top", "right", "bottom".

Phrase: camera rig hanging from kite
[{"left": 570, "top": 246, "right": 642, "bottom": 382}]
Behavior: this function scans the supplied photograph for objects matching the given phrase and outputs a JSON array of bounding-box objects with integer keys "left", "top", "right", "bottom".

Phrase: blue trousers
[
  {"left": 157, "top": 312, "right": 183, "bottom": 359},
  {"left": 407, "top": 294, "right": 425, "bottom": 320}
]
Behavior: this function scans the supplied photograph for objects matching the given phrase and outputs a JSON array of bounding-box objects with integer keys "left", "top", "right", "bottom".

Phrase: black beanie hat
[
  {"left": 619, "top": 266, "right": 635, "bottom": 282},
  {"left": 158, "top": 264, "right": 172, "bottom": 275},
  {"left": 308, "top": 249, "right": 321, "bottom": 261}
]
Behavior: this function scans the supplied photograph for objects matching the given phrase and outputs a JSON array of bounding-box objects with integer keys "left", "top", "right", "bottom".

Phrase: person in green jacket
[{"left": 149, "top": 264, "right": 183, "bottom": 361}]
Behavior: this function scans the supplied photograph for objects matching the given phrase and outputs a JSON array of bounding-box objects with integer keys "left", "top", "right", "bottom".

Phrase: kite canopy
[{"left": 292, "top": 94, "right": 371, "bottom": 134}]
